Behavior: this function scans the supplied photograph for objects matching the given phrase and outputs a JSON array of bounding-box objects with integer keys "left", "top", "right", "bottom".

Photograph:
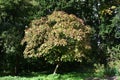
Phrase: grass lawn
[
  {"left": 0, "top": 72, "right": 120, "bottom": 80},
  {"left": 0, "top": 72, "right": 96, "bottom": 80}
]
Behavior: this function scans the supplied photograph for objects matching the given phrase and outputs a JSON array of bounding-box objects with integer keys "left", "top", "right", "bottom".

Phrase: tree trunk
[
  {"left": 14, "top": 53, "right": 19, "bottom": 75},
  {"left": 53, "top": 63, "right": 59, "bottom": 74}
]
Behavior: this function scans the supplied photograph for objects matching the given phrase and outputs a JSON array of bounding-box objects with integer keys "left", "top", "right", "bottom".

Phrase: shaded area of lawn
[{"left": 0, "top": 62, "right": 98, "bottom": 80}]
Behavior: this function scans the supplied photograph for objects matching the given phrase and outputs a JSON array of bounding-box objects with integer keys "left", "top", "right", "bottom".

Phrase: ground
[{"left": 0, "top": 72, "right": 120, "bottom": 80}]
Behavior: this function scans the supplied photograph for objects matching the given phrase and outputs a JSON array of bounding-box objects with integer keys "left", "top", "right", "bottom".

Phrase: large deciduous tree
[{"left": 22, "top": 11, "right": 92, "bottom": 74}]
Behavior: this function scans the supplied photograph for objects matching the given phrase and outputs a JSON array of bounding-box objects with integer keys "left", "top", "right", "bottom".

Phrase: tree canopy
[{"left": 22, "top": 11, "right": 91, "bottom": 64}]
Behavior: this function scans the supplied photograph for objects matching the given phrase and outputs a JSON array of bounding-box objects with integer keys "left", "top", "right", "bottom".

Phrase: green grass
[
  {"left": 0, "top": 72, "right": 94, "bottom": 80},
  {"left": 1, "top": 72, "right": 120, "bottom": 80}
]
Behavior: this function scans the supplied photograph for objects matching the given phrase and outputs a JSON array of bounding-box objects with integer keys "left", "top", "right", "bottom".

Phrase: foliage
[
  {"left": 94, "top": 64, "right": 105, "bottom": 77},
  {"left": 0, "top": 0, "right": 120, "bottom": 76},
  {"left": 0, "top": 0, "right": 33, "bottom": 24},
  {"left": 22, "top": 11, "right": 92, "bottom": 64},
  {"left": 0, "top": 0, "right": 35, "bottom": 74},
  {"left": 104, "top": 65, "right": 119, "bottom": 77},
  {"left": 1, "top": 27, "right": 22, "bottom": 54},
  {"left": 0, "top": 27, "right": 23, "bottom": 75},
  {"left": 99, "top": 6, "right": 120, "bottom": 63},
  {"left": 94, "top": 62, "right": 120, "bottom": 77},
  {"left": 105, "top": 60, "right": 120, "bottom": 76},
  {"left": 96, "top": 6, "right": 120, "bottom": 77}
]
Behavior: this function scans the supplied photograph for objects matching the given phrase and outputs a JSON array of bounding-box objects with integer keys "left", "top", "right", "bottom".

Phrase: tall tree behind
[{"left": 0, "top": 0, "right": 34, "bottom": 75}]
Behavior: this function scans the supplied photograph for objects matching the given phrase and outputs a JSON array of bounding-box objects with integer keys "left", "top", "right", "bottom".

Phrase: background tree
[
  {"left": 99, "top": 6, "right": 120, "bottom": 63},
  {"left": 1, "top": 27, "right": 24, "bottom": 75},
  {"left": 0, "top": 0, "right": 34, "bottom": 75}
]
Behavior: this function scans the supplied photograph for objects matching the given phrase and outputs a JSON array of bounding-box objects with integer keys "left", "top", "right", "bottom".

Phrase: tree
[
  {"left": 0, "top": 0, "right": 34, "bottom": 75},
  {"left": 22, "top": 11, "right": 92, "bottom": 74},
  {"left": 99, "top": 6, "right": 120, "bottom": 63},
  {"left": 1, "top": 27, "right": 23, "bottom": 75},
  {"left": 87, "top": 0, "right": 120, "bottom": 65}
]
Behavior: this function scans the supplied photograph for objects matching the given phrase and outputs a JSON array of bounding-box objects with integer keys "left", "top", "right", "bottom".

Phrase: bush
[
  {"left": 94, "top": 64, "right": 105, "bottom": 77},
  {"left": 104, "top": 60, "right": 120, "bottom": 77}
]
